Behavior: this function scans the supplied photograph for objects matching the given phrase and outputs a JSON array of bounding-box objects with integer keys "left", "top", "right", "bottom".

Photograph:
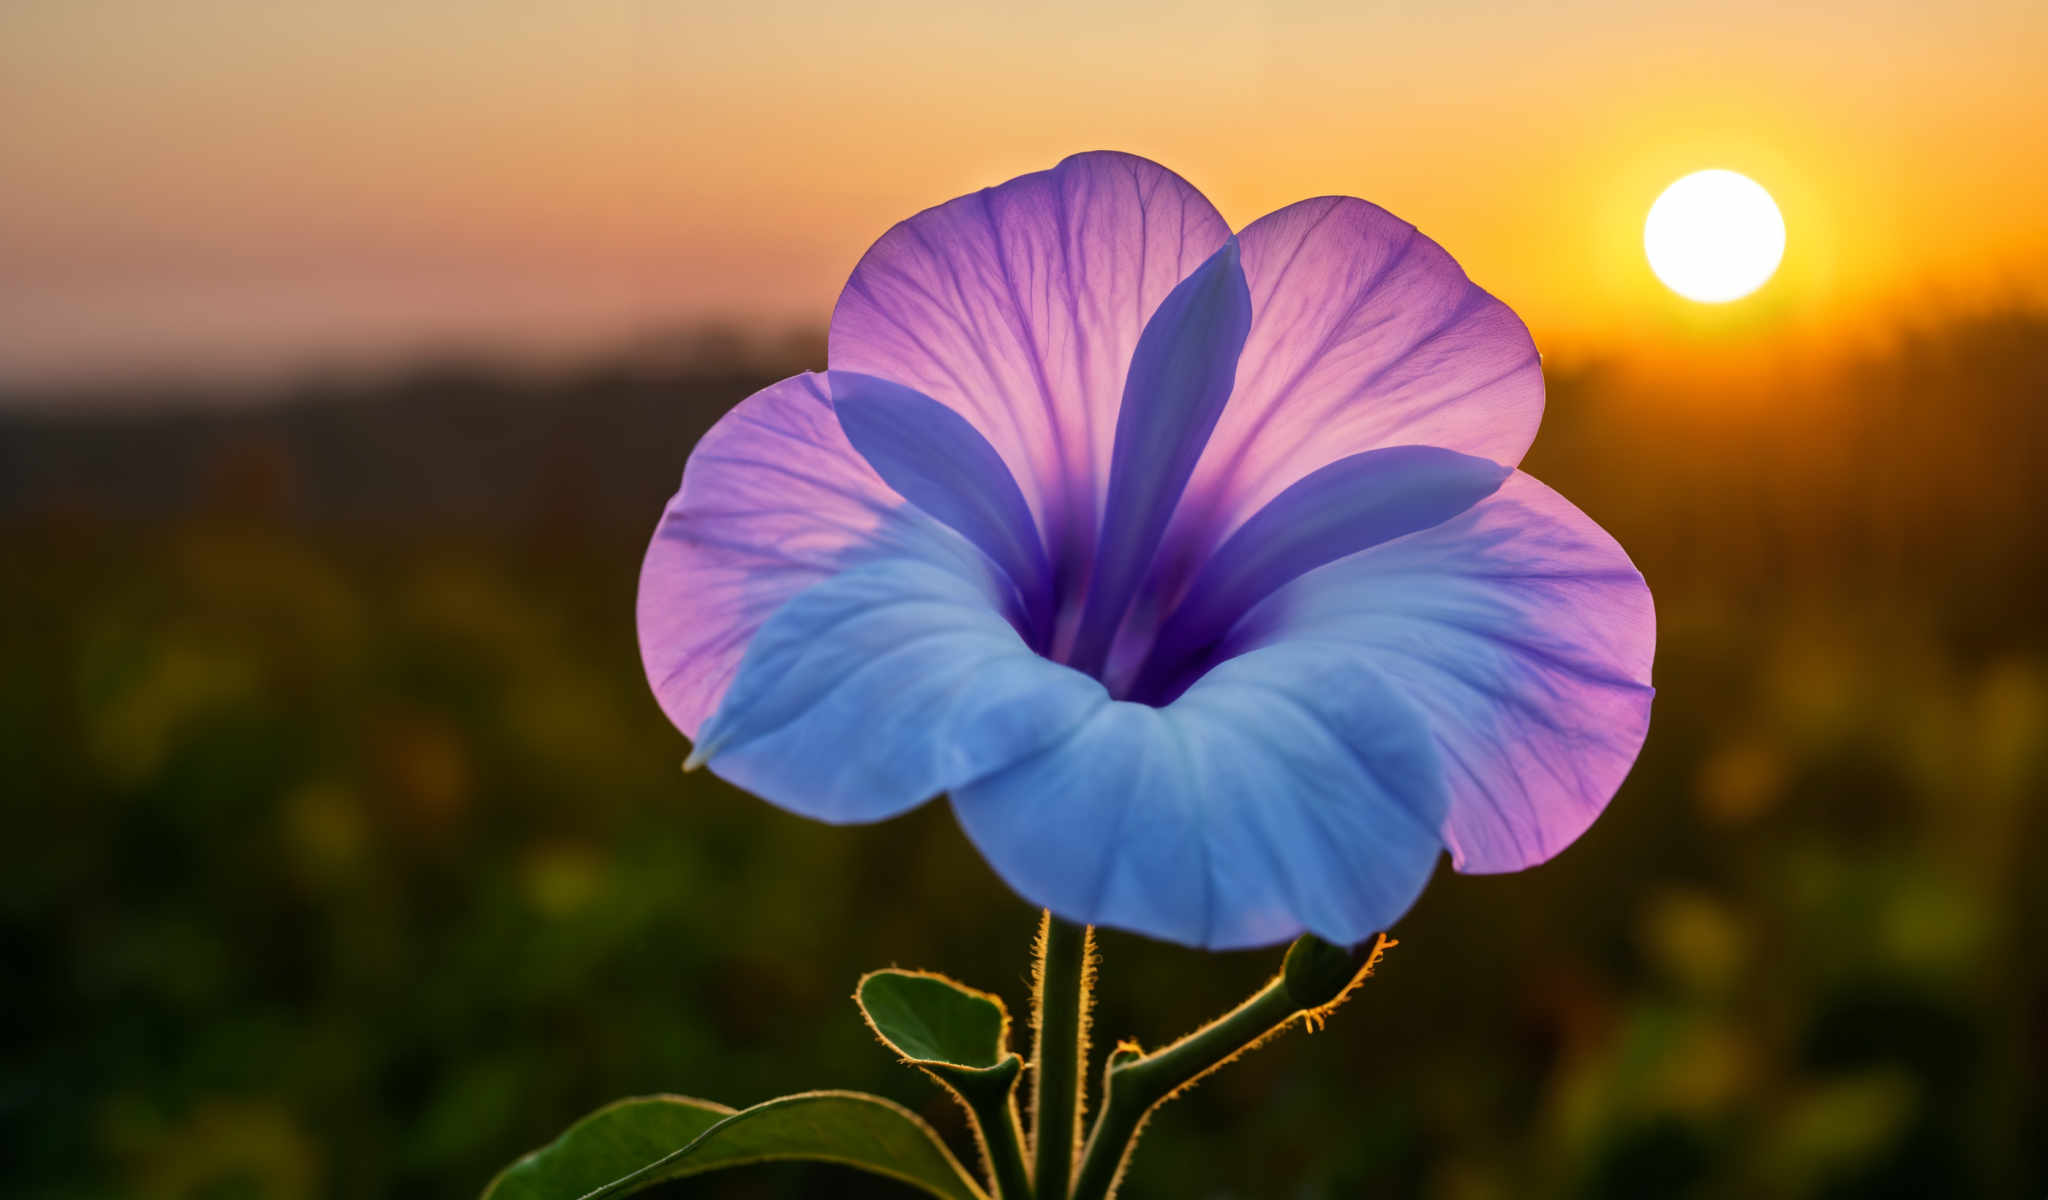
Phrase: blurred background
[{"left": 3, "top": 2, "right": 2044, "bottom": 1197}]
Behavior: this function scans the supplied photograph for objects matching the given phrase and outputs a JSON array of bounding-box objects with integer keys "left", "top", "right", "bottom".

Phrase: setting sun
[{"left": 1644, "top": 169, "right": 1786, "bottom": 303}]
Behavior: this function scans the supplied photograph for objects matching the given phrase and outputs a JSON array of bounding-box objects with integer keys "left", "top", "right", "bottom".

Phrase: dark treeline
[{"left": 4, "top": 311, "right": 2042, "bottom": 603}]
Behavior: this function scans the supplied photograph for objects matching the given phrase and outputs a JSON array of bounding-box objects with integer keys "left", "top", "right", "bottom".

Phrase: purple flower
[{"left": 638, "top": 152, "right": 1654, "bottom": 949}]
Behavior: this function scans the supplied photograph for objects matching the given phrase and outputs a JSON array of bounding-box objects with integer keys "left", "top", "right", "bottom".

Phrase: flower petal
[
  {"left": 637, "top": 372, "right": 983, "bottom": 737},
  {"left": 829, "top": 151, "right": 1232, "bottom": 593},
  {"left": 951, "top": 640, "right": 1447, "bottom": 949},
  {"left": 1231, "top": 471, "right": 1655, "bottom": 873},
  {"left": 1067, "top": 237, "right": 1251, "bottom": 675},
  {"left": 1126, "top": 445, "right": 1511, "bottom": 703},
  {"left": 693, "top": 557, "right": 1109, "bottom": 825},
  {"left": 1154, "top": 197, "right": 1543, "bottom": 592},
  {"left": 830, "top": 371, "right": 1054, "bottom": 646}
]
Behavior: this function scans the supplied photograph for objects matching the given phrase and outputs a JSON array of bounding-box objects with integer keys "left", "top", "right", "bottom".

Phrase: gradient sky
[{"left": 2, "top": 0, "right": 2043, "bottom": 387}]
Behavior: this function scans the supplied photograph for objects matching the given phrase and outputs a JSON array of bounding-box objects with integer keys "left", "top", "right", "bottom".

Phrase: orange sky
[{"left": 2, "top": 0, "right": 2043, "bottom": 386}]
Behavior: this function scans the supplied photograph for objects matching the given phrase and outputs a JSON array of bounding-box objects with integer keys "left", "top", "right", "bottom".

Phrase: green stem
[
  {"left": 979, "top": 1108, "right": 1034, "bottom": 1200},
  {"left": 1067, "top": 931, "right": 1400, "bottom": 1200},
  {"left": 1030, "top": 914, "right": 1091, "bottom": 1199},
  {"left": 1069, "top": 978, "right": 1298, "bottom": 1200},
  {"left": 954, "top": 1066, "right": 1033, "bottom": 1200}
]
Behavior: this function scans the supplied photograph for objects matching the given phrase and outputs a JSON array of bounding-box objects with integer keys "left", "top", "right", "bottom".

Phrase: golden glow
[
  {"left": 1, "top": 1, "right": 2044, "bottom": 382},
  {"left": 1645, "top": 171, "right": 1786, "bottom": 303}
]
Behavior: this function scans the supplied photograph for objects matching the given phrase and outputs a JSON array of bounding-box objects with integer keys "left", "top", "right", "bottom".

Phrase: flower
[{"left": 638, "top": 152, "right": 1654, "bottom": 950}]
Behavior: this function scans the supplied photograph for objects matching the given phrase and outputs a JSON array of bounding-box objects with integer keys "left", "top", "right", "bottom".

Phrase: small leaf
[
  {"left": 482, "top": 1090, "right": 987, "bottom": 1200},
  {"left": 858, "top": 970, "right": 1010, "bottom": 1069}
]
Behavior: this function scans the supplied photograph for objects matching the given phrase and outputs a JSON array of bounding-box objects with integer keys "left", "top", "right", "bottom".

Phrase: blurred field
[{"left": 2, "top": 310, "right": 2044, "bottom": 1199}]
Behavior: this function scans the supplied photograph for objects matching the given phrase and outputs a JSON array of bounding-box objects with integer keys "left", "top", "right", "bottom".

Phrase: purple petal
[
  {"left": 1065, "top": 238, "right": 1251, "bottom": 676},
  {"left": 1230, "top": 471, "right": 1655, "bottom": 873},
  {"left": 1150, "top": 198, "right": 1543, "bottom": 599},
  {"left": 1125, "top": 445, "right": 1510, "bottom": 703},
  {"left": 637, "top": 372, "right": 982, "bottom": 738},
  {"left": 951, "top": 639, "right": 1447, "bottom": 949},
  {"left": 691, "top": 557, "right": 1108, "bottom": 824},
  {"left": 829, "top": 151, "right": 1232, "bottom": 616},
  {"left": 830, "top": 371, "right": 1054, "bottom": 646}
]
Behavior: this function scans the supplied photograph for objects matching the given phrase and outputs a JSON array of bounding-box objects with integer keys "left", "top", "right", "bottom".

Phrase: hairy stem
[
  {"left": 1069, "top": 979, "right": 1294, "bottom": 1200},
  {"left": 1030, "top": 914, "right": 1092, "bottom": 1198},
  {"left": 957, "top": 1071, "right": 1033, "bottom": 1200},
  {"left": 1069, "top": 932, "right": 1396, "bottom": 1200}
]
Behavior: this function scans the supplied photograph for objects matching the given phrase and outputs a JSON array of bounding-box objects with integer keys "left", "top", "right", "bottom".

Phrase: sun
[{"left": 1644, "top": 169, "right": 1785, "bottom": 303}]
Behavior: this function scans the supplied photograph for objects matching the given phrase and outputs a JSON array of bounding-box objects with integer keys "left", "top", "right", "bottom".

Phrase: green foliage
[
  {"left": 857, "top": 969, "right": 1031, "bottom": 1200},
  {"left": 481, "top": 1091, "right": 986, "bottom": 1200},
  {"left": 858, "top": 971, "right": 1011, "bottom": 1070},
  {"left": 482, "top": 1095, "right": 731, "bottom": 1199}
]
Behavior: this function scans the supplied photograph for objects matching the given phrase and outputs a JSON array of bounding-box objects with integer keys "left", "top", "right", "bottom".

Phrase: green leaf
[
  {"left": 484, "top": 1095, "right": 731, "bottom": 1199},
  {"left": 482, "top": 1090, "right": 986, "bottom": 1200},
  {"left": 857, "top": 969, "right": 1010, "bottom": 1068}
]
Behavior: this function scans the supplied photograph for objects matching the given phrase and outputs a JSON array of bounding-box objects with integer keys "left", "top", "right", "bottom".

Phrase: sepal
[{"left": 1280, "top": 932, "right": 1397, "bottom": 1029}]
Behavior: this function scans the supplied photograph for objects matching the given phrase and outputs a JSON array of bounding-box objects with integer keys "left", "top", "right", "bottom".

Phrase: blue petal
[
  {"left": 1127, "top": 445, "right": 1510, "bottom": 702},
  {"left": 1065, "top": 237, "right": 1252, "bottom": 676},
  {"left": 692, "top": 556, "right": 1108, "bottom": 825},
  {"left": 950, "top": 639, "right": 1447, "bottom": 949},
  {"left": 640, "top": 372, "right": 985, "bottom": 738},
  {"left": 830, "top": 371, "right": 1054, "bottom": 647},
  {"left": 1228, "top": 471, "right": 1655, "bottom": 873}
]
